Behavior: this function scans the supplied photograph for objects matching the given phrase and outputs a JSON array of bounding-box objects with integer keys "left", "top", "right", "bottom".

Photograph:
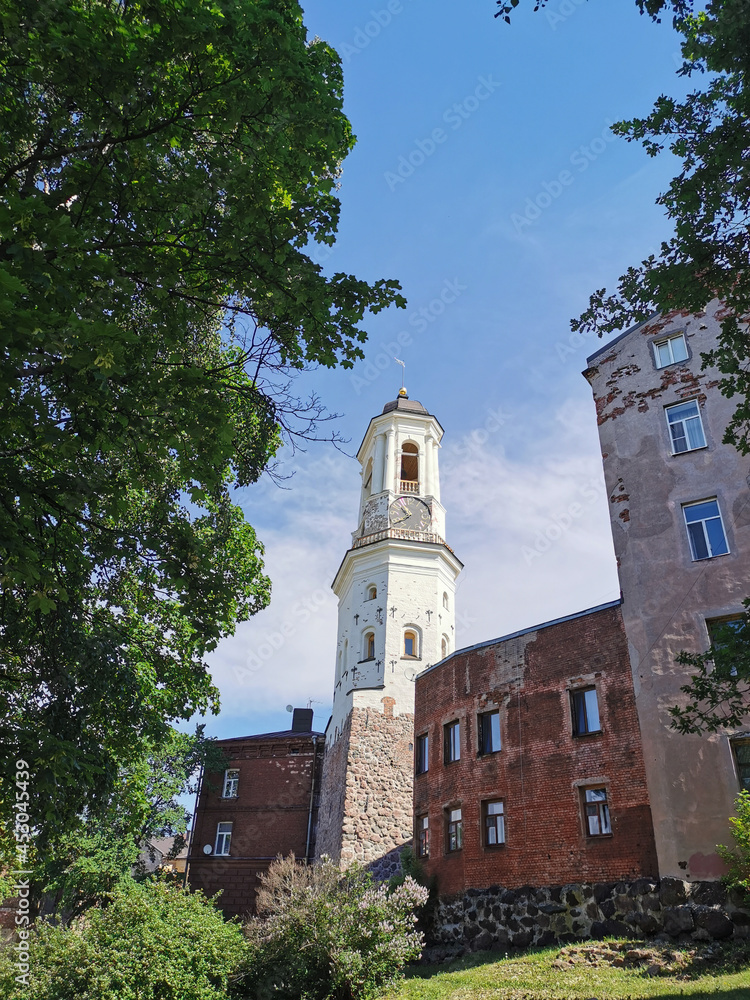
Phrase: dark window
[
  {"left": 417, "top": 815, "right": 429, "bottom": 857},
  {"left": 444, "top": 721, "right": 460, "bottom": 763},
  {"left": 478, "top": 710, "right": 501, "bottom": 754},
  {"left": 446, "top": 808, "right": 463, "bottom": 852},
  {"left": 484, "top": 800, "right": 505, "bottom": 846},
  {"left": 571, "top": 687, "right": 601, "bottom": 736},
  {"left": 733, "top": 741, "right": 750, "bottom": 792},
  {"left": 416, "top": 734, "right": 429, "bottom": 774},
  {"left": 400, "top": 442, "right": 418, "bottom": 483},
  {"left": 583, "top": 788, "right": 611, "bottom": 837}
]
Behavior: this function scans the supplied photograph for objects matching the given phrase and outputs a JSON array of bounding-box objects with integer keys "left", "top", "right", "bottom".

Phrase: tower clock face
[{"left": 389, "top": 496, "right": 431, "bottom": 531}]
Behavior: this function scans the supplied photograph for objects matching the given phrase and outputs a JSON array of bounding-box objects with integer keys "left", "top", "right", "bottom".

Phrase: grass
[{"left": 381, "top": 939, "right": 750, "bottom": 999}]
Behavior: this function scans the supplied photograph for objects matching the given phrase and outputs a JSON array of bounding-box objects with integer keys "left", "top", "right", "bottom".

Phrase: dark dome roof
[{"left": 381, "top": 395, "right": 429, "bottom": 415}]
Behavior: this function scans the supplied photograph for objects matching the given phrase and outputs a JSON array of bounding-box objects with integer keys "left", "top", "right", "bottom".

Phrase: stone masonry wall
[
  {"left": 425, "top": 877, "right": 750, "bottom": 961},
  {"left": 317, "top": 706, "right": 414, "bottom": 870}
]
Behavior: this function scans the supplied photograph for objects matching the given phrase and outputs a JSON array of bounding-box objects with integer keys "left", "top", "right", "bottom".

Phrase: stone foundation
[
  {"left": 424, "top": 877, "right": 750, "bottom": 960},
  {"left": 316, "top": 706, "right": 414, "bottom": 866}
]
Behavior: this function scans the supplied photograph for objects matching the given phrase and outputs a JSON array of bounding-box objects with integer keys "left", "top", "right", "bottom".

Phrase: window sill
[
  {"left": 572, "top": 730, "right": 602, "bottom": 739},
  {"left": 670, "top": 445, "right": 708, "bottom": 457},
  {"left": 585, "top": 833, "right": 613, "bottom": 841},
  {"left": 477, "top": 749, "right": 501, "bottom": 757},
  {"left": 358, "top": 657, "right": 376, "bottom": 663},
  {"left": 401, "top": 655, "right": 421, "bottom": 661},
  {"left": 219, "top": 796, "right": 238, "bottom": 800},
  {"left": 415, "top": 769, "right": 428, "bottom": 777},
  {"left": 484, "top": 843, "right": 506, "bottom": 850}
]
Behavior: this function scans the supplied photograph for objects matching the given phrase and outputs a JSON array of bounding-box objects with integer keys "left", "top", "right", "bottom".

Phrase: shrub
[
  {"left": 237, "top": 854, "right": 428, "bottom": 1000},
  {"left": 718, "top": 789, "right": 750, "bottom": 894},
  {"left": 0, "top": 878, "right": 245, "bottom": 1000}
]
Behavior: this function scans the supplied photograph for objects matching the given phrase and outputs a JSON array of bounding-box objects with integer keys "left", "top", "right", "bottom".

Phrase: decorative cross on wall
[
  {"left": 353, "top": 613, "right": 359, "bottom": 625},
  {"left": 389, "top": 606, "right": 397, "bottom": 618},
  {"left": 375, "top": 607, "right": 383, "bottom": 624},
  {"left": 390, "top": 659, "right": 397, "bottom": 673},
  {"left": 426, "top": 609, "right": 433, "bottom": 622}
]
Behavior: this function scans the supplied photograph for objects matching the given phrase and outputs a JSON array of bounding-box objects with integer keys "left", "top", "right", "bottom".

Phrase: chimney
[{"left": 291, "top": 708, "right": 314, "bottom": 733}]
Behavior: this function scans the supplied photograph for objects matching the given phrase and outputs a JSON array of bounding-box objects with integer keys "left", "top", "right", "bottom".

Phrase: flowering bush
[{"left": 237, "top": 855, "right": 428, "bottom": 1000}]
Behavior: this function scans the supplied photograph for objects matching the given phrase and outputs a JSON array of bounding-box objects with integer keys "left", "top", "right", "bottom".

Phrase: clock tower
[{"left": 316, "top": 391, "right": 462, "bottom": 874}]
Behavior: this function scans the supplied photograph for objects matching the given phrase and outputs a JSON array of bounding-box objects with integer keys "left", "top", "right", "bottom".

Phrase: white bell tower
[{"left": 316, "top": 391, "right": 462, "bottom": 872}]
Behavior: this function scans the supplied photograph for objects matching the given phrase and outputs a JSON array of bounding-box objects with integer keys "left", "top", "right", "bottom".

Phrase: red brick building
[
  {"left": 186, "top": 709, "right": 324, "bottom": 918},
  {"left": 412, "top": 601, "right": 658, "bottom": 896}
]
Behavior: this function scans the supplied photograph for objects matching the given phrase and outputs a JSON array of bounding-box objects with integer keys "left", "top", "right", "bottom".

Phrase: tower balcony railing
[
  {"left": 399, "top": 479, "right": 419, "bottom": 494},
  {"left": 352, "top": 527, "right": 455, "bottom": 555}
]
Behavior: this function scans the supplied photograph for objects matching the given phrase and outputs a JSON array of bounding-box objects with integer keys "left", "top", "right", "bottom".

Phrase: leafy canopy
[{"left": 0, "top": 0, "right": 404, "bottom": 852}]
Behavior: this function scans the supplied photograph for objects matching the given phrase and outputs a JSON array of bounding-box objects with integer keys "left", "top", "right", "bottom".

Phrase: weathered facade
[
  {"left": 413, "top": 601, "right": 658, "bottom": 895},
  {"left": 585, "top": 302, "right": 750, "bottom": 879},
  {"left": 186, "top": 709, "right": 324, "bottom": 918}
]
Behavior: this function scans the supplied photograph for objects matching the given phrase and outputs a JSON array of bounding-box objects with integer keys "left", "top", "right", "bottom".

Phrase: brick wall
[
  {"left": 187, "top": 731, "right": 323, "bottom": 918},
  {"left": 413, "top": 603, "right": 658, "bottom": 896}
]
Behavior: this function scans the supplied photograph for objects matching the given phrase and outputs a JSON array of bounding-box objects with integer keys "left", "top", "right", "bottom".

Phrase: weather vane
[{"left": 394, "top": 357, "right": 406, "bottom": 395}]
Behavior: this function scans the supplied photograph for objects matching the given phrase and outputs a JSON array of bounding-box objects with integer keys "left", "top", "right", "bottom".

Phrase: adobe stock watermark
[
  {"left": 511, "top": 121, "right": 615, "bottom": 235},
  {"left": 546, "top": 0, "right": 588, "bottom": 30},
  {"left": 12, "top": 759, "right": 33, "bottom": 987},
  {"left": 234, "top": 587, "right": 332, "bottom": 683},
  {"left": 454, "top": 406, "right": 513, "bottom": 459},
  {"left": 521, "top": 476, "right": 605, "bottom": 565},
  {"left": 385, "top": 76, "right": 500, "bottom": 191},
  {"left": 340, "top": 1, "right": 412, "bottom": 62},
  {"left": 349, "top": 277, "right": 467, "bottom": 395}
]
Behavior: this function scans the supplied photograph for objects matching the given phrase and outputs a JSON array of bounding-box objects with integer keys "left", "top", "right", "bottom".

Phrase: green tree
[
  {"left": 0, "top": 0, "right": 404, "bottom": 858},
  {"left": 717, "top": 790, "right": 750, "bottom": 894},
  {"left": 0, "top": 879, "right": 247, "bottom": 1000},
  {"left": 36, "top": 726, "right": 227, "bottom": 919}
]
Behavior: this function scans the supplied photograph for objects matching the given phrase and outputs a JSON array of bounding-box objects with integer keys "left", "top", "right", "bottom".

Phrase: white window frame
[
  {"left": 215, "top": 821, "right": 232, "bottom": 856},
  {"left": 446, "top": 807, "right": 463, "bottom": 852},
  {"left": 571, "top": 687, "right": 601, "bottom": 736},
  {"left": 222, "top": 768, "right": 239, "bottom": 798},
  {"left": 444, "top": 720, "right": 460, "bottom": 763},
  {"left": 417, "top": 814, "right": 429, "bottom": 857},
  {"left": 484, "top": 800, "right": 505, "bottom": 847},
  {"left": 363, "top": 630, "right": 375, "bottom": 661},
  {"left": 478, "top": 709, "right": 501, "bottom": 754},
  {"left": 415, "top": 733, "right": 429, "bottom": 774},
  {"left": 583, "top": 788, "right": 611, "bottom": 837},
  {"left": 653, "top": 332, "right": 688, "bottom": 369},
  {"left": 665, "top": 399, "right": 706, "bottom": 454},
  {"left": 683, "top": 499, "right": 729, "bottom": 560}
]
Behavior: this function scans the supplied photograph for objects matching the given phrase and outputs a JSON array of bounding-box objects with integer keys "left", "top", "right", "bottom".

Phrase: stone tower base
[{"left": 316, "top": 705, "right": 414, "bottom": 871}]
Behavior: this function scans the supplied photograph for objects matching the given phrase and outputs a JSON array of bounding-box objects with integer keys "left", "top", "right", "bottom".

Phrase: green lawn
[{"left": 382, "top": 940, "right": 750, "bottom": 1000}]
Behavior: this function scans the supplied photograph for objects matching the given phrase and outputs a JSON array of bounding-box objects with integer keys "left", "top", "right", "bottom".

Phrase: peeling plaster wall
[{"left": 585, "top": 302, "right": 750, "bottom": 879}]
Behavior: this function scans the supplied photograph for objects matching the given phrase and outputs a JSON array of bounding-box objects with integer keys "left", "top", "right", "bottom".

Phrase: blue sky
[{"left": 200, "top": 1, "right": 687, "bottom": 740}]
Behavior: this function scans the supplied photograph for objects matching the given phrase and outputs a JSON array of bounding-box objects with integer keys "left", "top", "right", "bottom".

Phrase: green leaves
[{"left": 0, "top": 0, "right": 403, "bottom": 852}]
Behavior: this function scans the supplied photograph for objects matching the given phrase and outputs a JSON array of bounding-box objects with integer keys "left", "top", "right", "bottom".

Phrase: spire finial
[{"left": 394, "top": 358, "right": 407, "bottom": 397}]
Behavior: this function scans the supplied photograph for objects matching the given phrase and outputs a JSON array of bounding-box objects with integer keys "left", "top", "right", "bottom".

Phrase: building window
[
  {"left": 403, "top": 629, "right": 418, "bottom": 658},
  {"left": 583, "top": 788, "right": 611, "bottom": 837},
  {"left": 484, "top": 800, "right": 505, "bottom": 847},
  {"left": 683, "top": 499, "right": 729, "bottom": 560},
  {"left": 571, "top": 687, "right": 601, "bottom": 736},
  {"left": 444, "top": 720, "right": 460, "bottom": 763},
  {"left": 441, "top": 635, "right": 448, "bottom": 659},
  {"left": 666, "top": 399, "right": 706, "bottom": 453},
  {"left": 367, "top": 585, "right": 377, "bottom": 601},
  {"left": 443, "top": 592, "right": 449, "bottom": 609},
  {"left": 446, "top": 808, "right": 463, "bottom": 852},
  {"left": 732, "top": 740, "right": 750, "bottom": 792},
  {"left": 364, "top": 631, "right": 375, "bottom": 660},
  {"left": 416, "top": 733, "right": 429, "bottom": 774},
  {"left": 417, "top": 814, "right": 429, "bottom": 857},
  {"left": 653, "top": 332, "right": 688, "bottom": 368},
  {"left": 400, "top": 442, "right": 419, "bottom": 489},
  {"left": 478, "top": 710, "right": 501, "bottom": 754},
  {"left": 222, "top": 769, "right": 239, "bottom": 798},
  {"left": 215, "top": 821, "right": 232, "bottom": 856}
]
